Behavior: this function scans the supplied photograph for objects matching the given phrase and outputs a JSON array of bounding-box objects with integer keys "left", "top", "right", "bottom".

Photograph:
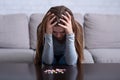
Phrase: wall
[{"left": 0, "top": 0, "right": 120, "bottom": 15}]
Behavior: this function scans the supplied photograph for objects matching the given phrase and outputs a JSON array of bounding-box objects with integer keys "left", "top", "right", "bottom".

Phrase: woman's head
[
  {"left": 48, "top": 6, "right": 73, "bottom": 25},
  {"left": 44, "top": 6, "right": 75, "bottom": 41},
  {"left": 35, "top": 5, "right": 83, "bottom": 65},
  {"left": 53, "top": 26, "right": 65, "bottom": 41}
]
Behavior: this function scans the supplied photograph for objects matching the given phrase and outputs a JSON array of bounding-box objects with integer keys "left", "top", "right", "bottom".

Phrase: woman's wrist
[
  {"left": 46, "top": 29, "right": 52, "bottom": 34},
  {"left": 66, "top": 33, "right": 74, "bottom": 37},
  {"left": 66, "top": 31, "right": 73, "bottom": 34},
  {"left": 65, "top": 27, "right": 73, "bottom": 34}
]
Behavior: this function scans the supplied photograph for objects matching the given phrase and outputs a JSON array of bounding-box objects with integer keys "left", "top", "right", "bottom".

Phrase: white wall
[{"left": 0, "top": 0, "right": 120, "bottom": 15}]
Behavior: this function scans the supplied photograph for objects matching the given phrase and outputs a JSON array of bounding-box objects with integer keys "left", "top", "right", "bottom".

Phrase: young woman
[{"left": 34, "top": 5, "right": 83, "bottom": 66}]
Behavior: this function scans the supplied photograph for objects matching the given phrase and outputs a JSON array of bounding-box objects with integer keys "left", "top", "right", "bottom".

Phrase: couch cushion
[
  {"left": 29, "top": 14, "right": 44, "bottom": 49},
  {"left": 84, "top": 14, "right": 120, "bottom": 49},
  {"left": 88, "top": 49, "right": 120, "bottom": 63},
  {"left": 0, "top": 14, "right": 30, "bottom": 49},
  {"left": 82, "top": 49, "right": 94, "bottom": 63},
  {"left": 0, "top": 49, "right": 34, "bottom": 63},
  {"left": 29, "top": 13, "right": 83, "bottom": 49}
]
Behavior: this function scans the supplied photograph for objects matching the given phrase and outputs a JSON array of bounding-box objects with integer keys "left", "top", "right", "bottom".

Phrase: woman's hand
[
  {"left": 58, "top": 12, "right": 73, "bottom": 34},
  {"left": 46, "top": 12, "right": 57, "bottom": 34}
]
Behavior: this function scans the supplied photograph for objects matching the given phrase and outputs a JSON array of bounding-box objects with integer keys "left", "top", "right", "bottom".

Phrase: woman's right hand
[{"left": 46, "top": 12, "right": 57, "bottom": 34}]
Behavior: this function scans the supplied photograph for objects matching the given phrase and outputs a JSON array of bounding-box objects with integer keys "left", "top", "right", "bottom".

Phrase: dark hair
[{"left": 49, "top": 6, "right": 73, "bottom": 26}]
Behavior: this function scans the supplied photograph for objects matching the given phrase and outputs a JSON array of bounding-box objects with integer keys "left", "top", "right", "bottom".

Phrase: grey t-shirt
[{"left": 42, "top": 33, "right": 78, "bottom": 65}]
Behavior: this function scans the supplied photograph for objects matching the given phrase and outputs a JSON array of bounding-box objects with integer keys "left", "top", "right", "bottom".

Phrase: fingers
[
  {"left": 66, "top": 11, "right": 71, "bottom": 20},
  {"left": 47, "top": 13, "right": 54, "bottom": 21},
  {"left": 47, "top": 11, "right": 71, "bottom": 26},
  {"left": 50, "top": 16, "right": 57, "bottom": 26},
  {"left": 52, "top": 21, "right": 57, "bottom": 26},
  {"left": 58, "top": 23, "right": 66, "bottom": 29},
  {"left": 62, "top": 14, "right": 68, "bottom": 22},
  {"left": 46, "top": 12, "right": 56, "bottom": 34},
  {"left": 46, "top": 12, "right": 57, "bottom": 25},
  {"left": 49, "top": 16, "right": 56, "bottom": 24},
  {"left": 60, "top": 18, "right": 67, "bottom": 25},
  {"left": 62, "top": 12, "right": 71, "bottom": 22},
  {"left": 46, "top": 12, "right": 52, "bottom": 20},
  {"left": 46, "top": 12, "right": 51, "bottom": 16},
  {"left": 58, "top": 12, "right": 73, "bottom": 34},
  {"left": 59, "top": 12, "right": 71, "bottom": 25}
]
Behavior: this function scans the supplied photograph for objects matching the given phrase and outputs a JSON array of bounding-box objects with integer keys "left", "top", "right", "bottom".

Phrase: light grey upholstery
[
  {"left": 82, "top": 49, "right": 94, "bottom": 63},
  {"left": 84, "top": 13, "right": 120, "bottom": 63},
  {"left": 0, "top": 49, "right": 34, "bottom": 63},
  {"left": 29, "top": 14, "right": 44, "bottom": 49},
  {"left": 84, "top": 14, "right": 120, "bottom": 49},
  {"left": 1, "top": 13, "right": 120, "bottom": 63},
  {"left": 0, "top": 14, "right": 30, "bottom": 49},
  {"left": 88, "top": 49, "right": 120, "bottom": 63}
]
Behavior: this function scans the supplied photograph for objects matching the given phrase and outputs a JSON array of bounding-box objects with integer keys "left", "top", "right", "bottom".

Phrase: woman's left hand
[{"left": 58, "top": 12, "right": 73, "bottom": 34}]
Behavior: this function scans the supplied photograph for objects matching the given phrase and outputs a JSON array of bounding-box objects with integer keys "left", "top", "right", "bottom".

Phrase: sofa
[{"left": 0, "top": 13, "right": 120, "bottom": 63}]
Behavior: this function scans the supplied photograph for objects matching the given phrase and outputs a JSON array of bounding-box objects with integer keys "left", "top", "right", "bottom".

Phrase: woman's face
[{"left": 53, "top": 26, "right": 66, "bottom": 41}]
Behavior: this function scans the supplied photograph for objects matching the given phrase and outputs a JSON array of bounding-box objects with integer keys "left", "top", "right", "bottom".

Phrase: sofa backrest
[
  {"left": 84, "top": 14, "right": 120, "bottom": 49},
  {"left": 29, "top": 14, "right": 44, "bottom": 49},
  {"left": 1, "top": 13, "right": 120, "bottom": 50},
  {"left": 0, "top": 14, "right": 30, "bottom": 49},
  {"left": 29, "top": 13, "right": 83, "bottom": 49}
]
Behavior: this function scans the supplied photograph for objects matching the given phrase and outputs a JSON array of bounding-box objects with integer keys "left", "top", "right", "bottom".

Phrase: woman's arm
[
  {"left": 57, "top": 12, "right": 78, "bottom": 65},
  {"left": 42, "top": 34, "right": 54, "bottom": 64},
  {"left": 65, "top": 33, "right": 78, "bottom": 65},
  {"left": 42, "top": 12, "right": 57, "bottom": 65}
]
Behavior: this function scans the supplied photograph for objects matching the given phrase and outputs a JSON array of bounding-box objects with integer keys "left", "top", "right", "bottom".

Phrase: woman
[{"left": 34, "top": 5, "right": 83, "bottom": 66}]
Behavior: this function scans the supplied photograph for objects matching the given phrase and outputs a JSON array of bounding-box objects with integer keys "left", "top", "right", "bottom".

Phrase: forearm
[
  {"left": 42, "top": 34, "right": 54, "bottom": 64},
  {"left": 65, "top": 33, "right": 78, "bottom": 65}
]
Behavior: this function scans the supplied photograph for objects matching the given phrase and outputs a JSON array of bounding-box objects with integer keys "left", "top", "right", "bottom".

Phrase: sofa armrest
[{"left": 82, "top": 49, "right": 94, "bottom": 63}]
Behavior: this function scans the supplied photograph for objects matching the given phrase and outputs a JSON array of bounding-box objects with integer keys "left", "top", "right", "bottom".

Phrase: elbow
[
  {"left": 67, "top": 63, "right": 76, "bottom": 66},
  {"left": 65, "top": 55, "right": 78, "bottom": 66},
  {"left": 42, "top": 54, "right": 54, "bottom": 65},
  {"left": 43, "top": 60, "right": 53, "bottom": 65},
  {"left": 66, "top": 59, "right": 77, "bottom": 66}
]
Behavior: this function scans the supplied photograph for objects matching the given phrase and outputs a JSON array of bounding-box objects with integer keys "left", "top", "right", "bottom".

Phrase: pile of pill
[{"left": 44, "top": 68, "right": 66, "bottom": 74}]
